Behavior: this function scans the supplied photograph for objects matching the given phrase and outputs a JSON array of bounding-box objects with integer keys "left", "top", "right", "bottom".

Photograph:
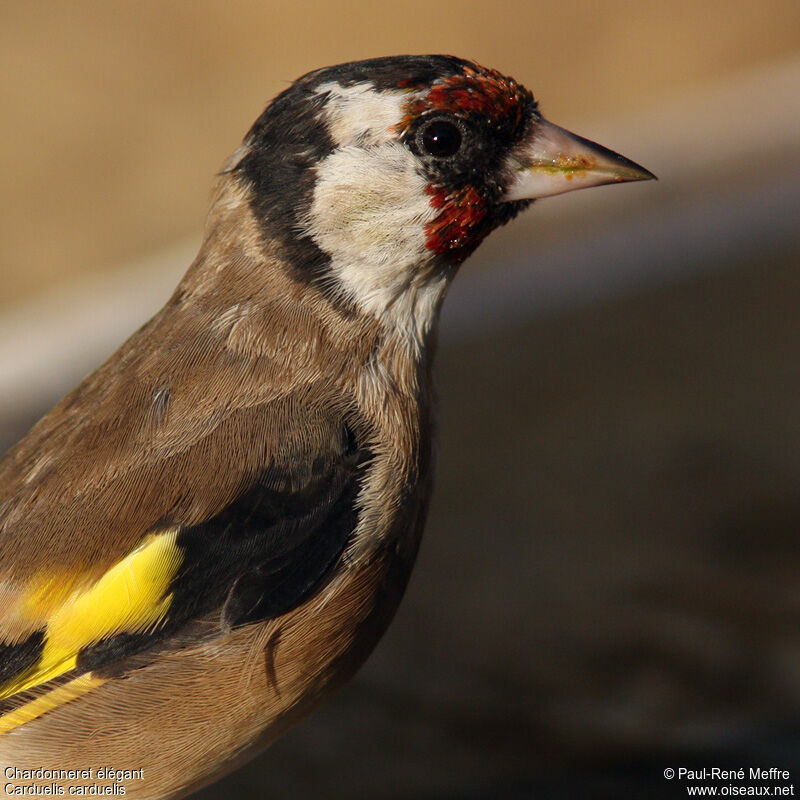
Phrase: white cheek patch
[
  {"left": 307, "top": 143, "right": 435, "bottom": 271},
  {"left": 302, "top": 142, "right": 446, "bottom": 344},
  {"left": 305, "top": 82, "right": 453, "bottom": 347},
  {"left": 315, "top": 82, "right": 408, "bottom": 147}
]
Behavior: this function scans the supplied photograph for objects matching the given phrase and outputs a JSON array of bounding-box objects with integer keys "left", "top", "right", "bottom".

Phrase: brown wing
[
  {"left": 0, "top": 270, "right": 377, "bottom": 724},
  {"left": 0, "top": 283, "right": 364, "bottom": 582}
]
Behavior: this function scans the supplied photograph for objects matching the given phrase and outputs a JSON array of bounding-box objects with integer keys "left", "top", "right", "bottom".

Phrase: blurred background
[{"left": 2, "top": 1, "right": 799, "bottom": 797}]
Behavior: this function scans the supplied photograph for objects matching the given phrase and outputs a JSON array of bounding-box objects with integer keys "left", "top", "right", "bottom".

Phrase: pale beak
[{"left": 503, "top": 117, "right": 656, "bottom": 202}]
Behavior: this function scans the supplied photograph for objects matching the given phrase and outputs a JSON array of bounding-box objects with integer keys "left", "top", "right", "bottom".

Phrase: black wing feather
[{"left": 76, "top": 425, "right": 370, "bottom": 675}]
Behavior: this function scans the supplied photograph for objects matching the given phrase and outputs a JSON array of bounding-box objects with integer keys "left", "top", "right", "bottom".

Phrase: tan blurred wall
[{"left": 1, "top": 0, "right": 799, "bottom": 310}]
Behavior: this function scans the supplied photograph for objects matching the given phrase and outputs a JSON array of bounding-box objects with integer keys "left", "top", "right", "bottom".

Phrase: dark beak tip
[
  {"left": 641, "top": 167, "right": 658, "bottom": 182},
  {"left": 620, "top": 165, "right": 657, "bottom": 184},
  {"left": 617, "top": 154, "right": 658, "bottom": 183}
]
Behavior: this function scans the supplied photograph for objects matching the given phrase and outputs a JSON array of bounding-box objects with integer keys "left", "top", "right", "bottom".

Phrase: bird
[{"left": 0, "top": 55, "right": 654, "bottom": 798}]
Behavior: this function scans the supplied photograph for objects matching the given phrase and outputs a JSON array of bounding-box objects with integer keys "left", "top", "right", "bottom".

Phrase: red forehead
[{"left": 397, "top": 63, "right": 532, "bottom": 134}]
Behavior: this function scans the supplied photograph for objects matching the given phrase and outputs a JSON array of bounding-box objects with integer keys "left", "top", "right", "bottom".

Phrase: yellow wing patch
[
  {"left": 0, "top": 529, "right": 183, "bottom": 703},
  {"left": 0, "top": 674, "right": 105, "bottom": 735}
]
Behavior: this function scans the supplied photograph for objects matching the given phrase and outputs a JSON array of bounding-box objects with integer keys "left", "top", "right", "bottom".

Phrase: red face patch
[
  {"left": 423, "top": 185, "right": 488, "bottom": 260},
  {"left": 396, "top": 61, "right": 534, "bottom": 261},
  {"left": 396, "top": 62, "right": 532, "bottom": 139}
]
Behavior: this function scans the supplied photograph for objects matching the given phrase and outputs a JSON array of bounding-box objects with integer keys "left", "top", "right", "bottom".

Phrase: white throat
[{"left": 302, "top": 82, "right": 448, "bottom": 351}]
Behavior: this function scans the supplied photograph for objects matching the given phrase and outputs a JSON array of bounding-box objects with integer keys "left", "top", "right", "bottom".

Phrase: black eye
[{"left": 419, "top": 119, "right": 463, "bottom": 158}]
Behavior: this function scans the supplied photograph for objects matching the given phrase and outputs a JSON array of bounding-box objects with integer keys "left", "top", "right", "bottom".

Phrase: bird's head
[{"left": 223, "top": 55, "right": 654, "bottom": 342}]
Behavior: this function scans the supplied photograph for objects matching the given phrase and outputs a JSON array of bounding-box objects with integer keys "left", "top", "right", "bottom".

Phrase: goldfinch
[{"left": 0, "top": 55, "right": 654, "bottom": 798}]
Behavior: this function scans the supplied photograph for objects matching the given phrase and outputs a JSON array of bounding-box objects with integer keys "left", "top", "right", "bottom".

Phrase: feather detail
[
  {"left": 0, "top": 530, "right": 182, "bottom": 702},
  {"left": 0, "top": 673, "right": 105, "bottom": 735}
]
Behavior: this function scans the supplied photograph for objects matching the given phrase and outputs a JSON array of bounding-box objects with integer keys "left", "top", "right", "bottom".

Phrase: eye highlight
[{"left": 418, "top": 118, "right": 463, "bottom": 158}]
